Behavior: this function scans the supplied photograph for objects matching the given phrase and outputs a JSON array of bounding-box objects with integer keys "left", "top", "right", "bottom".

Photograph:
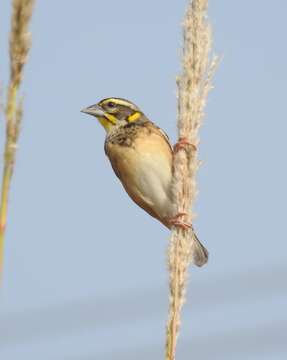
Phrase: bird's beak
[{"left": 81, "top": 104, "right": 105, "bottom": 117}]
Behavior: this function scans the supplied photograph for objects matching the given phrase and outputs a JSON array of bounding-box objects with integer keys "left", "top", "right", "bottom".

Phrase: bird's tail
[{"left": 192, "top": 231, "right": 209, "bottom": 267}]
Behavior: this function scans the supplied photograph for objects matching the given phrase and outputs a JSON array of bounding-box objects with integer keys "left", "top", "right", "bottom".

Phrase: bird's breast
[{"left": 106, "top": 129, "right": 174, "bottom": 220}]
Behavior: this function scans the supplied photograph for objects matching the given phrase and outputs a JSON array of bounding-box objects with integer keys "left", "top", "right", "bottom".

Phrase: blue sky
[{"left": 0, "top": 1, "right": 286, "bottom": 359}]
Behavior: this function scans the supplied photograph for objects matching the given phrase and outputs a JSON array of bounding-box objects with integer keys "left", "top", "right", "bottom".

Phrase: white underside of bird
[{"left": 131, "top": 149, "right": 173, "bottom": 218}]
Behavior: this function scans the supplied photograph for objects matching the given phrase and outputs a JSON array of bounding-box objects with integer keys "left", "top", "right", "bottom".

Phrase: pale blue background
[{"left": 0, "top": 0, "right": 286, "bottom": 359}]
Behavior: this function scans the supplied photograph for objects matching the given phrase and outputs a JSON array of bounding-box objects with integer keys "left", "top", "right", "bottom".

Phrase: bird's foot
[
  {"left": 173, "top": 137, "right": 197, "bottom": 153},
  {"left": 166, "top": 213, "right": 191, "bottom": 230}
]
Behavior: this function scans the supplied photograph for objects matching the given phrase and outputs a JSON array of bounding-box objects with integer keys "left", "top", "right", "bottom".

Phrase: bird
[{"left": 81, "top": 97, "right": 208, "bottom": 266}]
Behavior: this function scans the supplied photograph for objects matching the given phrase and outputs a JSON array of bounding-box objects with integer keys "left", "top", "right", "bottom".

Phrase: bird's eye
[{"left": 107, "top": 102, "right": 116, "bottom": 108}]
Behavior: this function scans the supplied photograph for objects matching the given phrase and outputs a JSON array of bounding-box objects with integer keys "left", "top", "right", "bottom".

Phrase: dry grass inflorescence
[
  {"left": 0, "top": 0, "right": 35, "bottom": 277},
  {"left": 166, "top": 0, "right": 218, "bottom": 359}
]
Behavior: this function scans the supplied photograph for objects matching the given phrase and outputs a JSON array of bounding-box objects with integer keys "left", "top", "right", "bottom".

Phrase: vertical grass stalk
[
  {"left": 166, "top": 0, "right": 218, "bottom": 359},
  {"left": 0, "top": 0, "right": 35, "bottom": 278}
]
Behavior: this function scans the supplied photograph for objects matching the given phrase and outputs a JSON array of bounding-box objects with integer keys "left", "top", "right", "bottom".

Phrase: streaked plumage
[{"left": 81, "top": 98, "right": 208, "bottom": 266}]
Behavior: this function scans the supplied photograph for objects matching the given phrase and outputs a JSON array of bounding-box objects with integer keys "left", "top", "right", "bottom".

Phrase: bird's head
[{"left": 81, "top": 98, "right": 144, "bottom": 133}]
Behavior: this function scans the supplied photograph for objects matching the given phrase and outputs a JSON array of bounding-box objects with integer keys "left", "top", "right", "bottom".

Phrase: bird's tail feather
[{"left": 192, "top": 231, "right": 209, "bottom": 267}]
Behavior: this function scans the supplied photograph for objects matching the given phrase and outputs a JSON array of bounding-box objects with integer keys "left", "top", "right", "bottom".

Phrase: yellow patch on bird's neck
[
  {"left": 127, "top": 111, "right": 141, "bottom": 122},
  {"left": 98, "top": 116, "right": 115, "bottom": 132},
  {"left": 105, "top": 113, "right": 117, "bottom": 124}
]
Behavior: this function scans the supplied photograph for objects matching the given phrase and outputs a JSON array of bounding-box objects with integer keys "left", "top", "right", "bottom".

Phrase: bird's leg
[
  {"left": 173, "top": 137, "right": 197, "bottom": 153},
  {"left": 166, "top": 212, "right": 191, "bottom": 230}
]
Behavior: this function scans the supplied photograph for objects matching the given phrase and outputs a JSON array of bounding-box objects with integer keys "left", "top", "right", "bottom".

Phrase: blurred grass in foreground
[{"left": 0, "top": 0, "right": 35, "bottom": 279}]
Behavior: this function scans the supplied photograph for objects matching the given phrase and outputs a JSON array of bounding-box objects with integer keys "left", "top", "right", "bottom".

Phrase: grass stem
[
  {"left": 165, "top": 1, "right": 218, "bottom": 358},
  {"left": 0, "top": 0, "right": 35, "bottom": 279}
]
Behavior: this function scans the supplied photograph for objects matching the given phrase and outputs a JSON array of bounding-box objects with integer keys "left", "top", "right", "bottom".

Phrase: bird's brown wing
[{"left": 148, "top": 122, "right": 174, "bottom": 154}]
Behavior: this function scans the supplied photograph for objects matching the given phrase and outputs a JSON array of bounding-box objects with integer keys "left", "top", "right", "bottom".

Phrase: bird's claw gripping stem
[
  {"left": 166, "top": 212, "right": 192, "bottom": 230},
  {"left": 173, "top": 137, "right": 197, "bottom": 153}
]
